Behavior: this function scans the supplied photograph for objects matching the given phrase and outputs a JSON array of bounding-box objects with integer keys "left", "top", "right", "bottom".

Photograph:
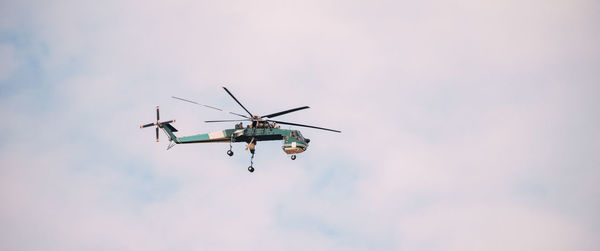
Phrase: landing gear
[
  {"left": 248, "top": 153, "right": 255, "bottom": 173},
  {"left": 291, "top": 155, "right": 296, "bottom": 160},
  {"left": 227, "top": 135, "right": 234, "bottom": 156},
  {"left": 244, "top": 137, "right": 257, "bottom": 173}
]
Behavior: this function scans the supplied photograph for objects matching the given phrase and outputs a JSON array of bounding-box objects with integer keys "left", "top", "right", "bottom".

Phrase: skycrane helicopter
[{"left": 140, "top": 86, "right": 341, "bottom": 173}]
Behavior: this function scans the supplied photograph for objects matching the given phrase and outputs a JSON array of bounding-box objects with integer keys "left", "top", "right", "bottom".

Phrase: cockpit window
[{"left": 296, "top": 131, "right": 305, "bottom": 141}]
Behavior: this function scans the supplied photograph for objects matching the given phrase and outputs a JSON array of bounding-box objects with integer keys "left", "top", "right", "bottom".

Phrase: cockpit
[
  {"left": 291, "top": 130, "right": 310, "bottom": 143},
  {"left": 282, "top": 130, "right": 309, "bottom": 155}
]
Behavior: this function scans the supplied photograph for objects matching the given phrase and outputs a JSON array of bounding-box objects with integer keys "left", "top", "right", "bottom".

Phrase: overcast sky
[{"left": 1, "top": 0, "right": 599, "bottom": 250}]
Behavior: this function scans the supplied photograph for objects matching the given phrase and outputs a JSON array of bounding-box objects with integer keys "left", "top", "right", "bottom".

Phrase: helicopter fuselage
[{"left": 161, "top": 124, "right": 309, "bottom": 155}]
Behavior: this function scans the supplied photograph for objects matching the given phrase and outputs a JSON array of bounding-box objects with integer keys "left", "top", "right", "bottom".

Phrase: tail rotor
[{"left": 140, "top": 106, "right": 175, "bottom": 142}]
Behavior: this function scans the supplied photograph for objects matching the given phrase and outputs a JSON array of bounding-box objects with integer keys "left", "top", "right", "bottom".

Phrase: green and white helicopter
[{"left": 140, "top": 86, "right": 341, "bottom": 173}]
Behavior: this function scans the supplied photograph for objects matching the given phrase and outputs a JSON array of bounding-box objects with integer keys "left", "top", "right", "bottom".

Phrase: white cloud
[
  {"left": 395, "top": 203, "right": 597, "bottom": 251},
  {"left": 0, "top": 44, "right": 20, "bottom": 82},
  {"left": 1, "top": 0, "right": 599, "bottom": 250}
]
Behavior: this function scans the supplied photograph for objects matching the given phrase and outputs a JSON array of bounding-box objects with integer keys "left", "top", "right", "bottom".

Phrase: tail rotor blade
[
  {"left": 140, "top": 123, "right": 155, "bottom": 128},
  {"left": 156, "top": 106, "right": 160, "bottom": 121},
  {"left": 156, "top": 127, "right": 159, "bottom": 142}
]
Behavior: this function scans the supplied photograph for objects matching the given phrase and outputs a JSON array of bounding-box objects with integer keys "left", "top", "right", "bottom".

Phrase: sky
[{"left": 1, "top": 0, "right": 599, "bottom": 250}]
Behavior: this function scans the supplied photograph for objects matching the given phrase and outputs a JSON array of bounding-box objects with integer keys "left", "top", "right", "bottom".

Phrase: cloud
[
  {"left": 1, "top": 0, "right": 599, "bottom": 250},
  {"left": 395, "top": 203, "right": 597, "bottom": 251},
  {"left": 0, "top": 43, "right": 21, "bottom": 82}
]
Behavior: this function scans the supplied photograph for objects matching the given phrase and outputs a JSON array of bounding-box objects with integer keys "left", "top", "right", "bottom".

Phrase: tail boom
[{"left": 176, "top": 129, "right": 234, "bottom": 144}]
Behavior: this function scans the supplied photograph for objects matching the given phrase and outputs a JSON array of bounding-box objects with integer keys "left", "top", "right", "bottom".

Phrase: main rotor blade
[
  {"left": 222, "top": 86, "right": 253, "bottom": 117},
  {"left": 172, "top": 96, "right": 222, "bottom": 111},
  {"left": 263, "top": 106, "right": 310, "bottom": 118},
  {"left": 205, "top": 119, "right": 250, "bottom": 123},
  {"left": 172, "top": 96, "right": 248, "bottom": 118},
  {"left": 268, "top": 120, "right": 341, "bottom": 133}
]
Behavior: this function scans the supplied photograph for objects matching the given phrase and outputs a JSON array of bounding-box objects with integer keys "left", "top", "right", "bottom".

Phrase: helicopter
[{"left": 140, "top": 86, "right": 341, "bottom": 173}]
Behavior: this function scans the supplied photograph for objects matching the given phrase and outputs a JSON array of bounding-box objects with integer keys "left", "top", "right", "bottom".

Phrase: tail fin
[{"left": 160, "top": 122, "right": 179, "bottom": 142}]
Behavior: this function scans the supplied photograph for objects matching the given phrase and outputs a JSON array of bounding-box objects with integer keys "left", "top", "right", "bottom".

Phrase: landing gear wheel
[
  {"left": 291, "top": 155, "right": 296, "bottom": 160},
  {"left": 227, "top": 150, "right": 234, "bottom": 156},
  {"left": 248, "top": 166, "right": 255, "bottom": 173}
]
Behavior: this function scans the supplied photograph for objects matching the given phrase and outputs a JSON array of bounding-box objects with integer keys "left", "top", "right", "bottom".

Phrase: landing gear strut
[{"left": 291, "top": 155, "right": 296, "bottom": 160}]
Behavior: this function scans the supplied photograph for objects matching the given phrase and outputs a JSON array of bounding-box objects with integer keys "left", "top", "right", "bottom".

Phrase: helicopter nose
[{"left": 305, "top": 138, "right": 310, "bottom": 143}]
